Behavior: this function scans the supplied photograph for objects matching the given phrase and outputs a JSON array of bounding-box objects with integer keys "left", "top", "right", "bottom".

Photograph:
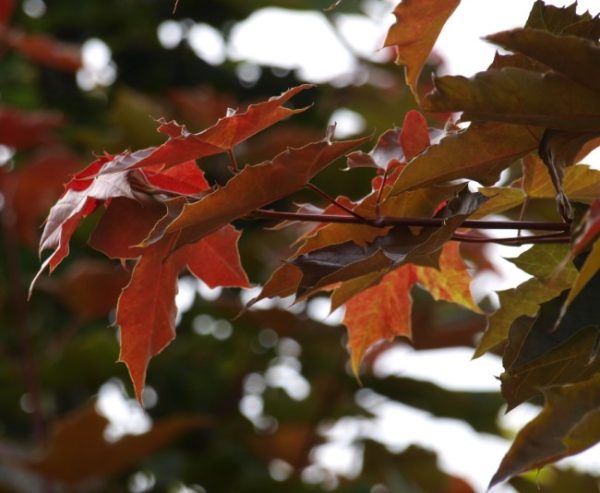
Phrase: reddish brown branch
[{"left": 252, "top": 208, "right": 570, "bottom": 244}]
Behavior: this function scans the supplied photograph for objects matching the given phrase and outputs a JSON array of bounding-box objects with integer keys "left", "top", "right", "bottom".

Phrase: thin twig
[
  {"left": 451, "top": 232, "right": 571, "bottom": 245},
  {"left": 306, "top": 183, "right": 370, "bottom": 223}
]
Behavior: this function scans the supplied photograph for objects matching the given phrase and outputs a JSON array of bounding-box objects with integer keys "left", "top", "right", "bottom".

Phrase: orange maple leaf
[{"left": 343, "top": 242, "right": 480, "bottom": 375}]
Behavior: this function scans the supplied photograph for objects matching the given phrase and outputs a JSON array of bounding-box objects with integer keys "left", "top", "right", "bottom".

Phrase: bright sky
[{"left": 72, "top": 1, "right": 600, "bottom": 491}]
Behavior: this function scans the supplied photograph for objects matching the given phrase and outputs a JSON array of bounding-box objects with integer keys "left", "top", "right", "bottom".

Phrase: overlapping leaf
[
  {"left": 472, "top": 156, "right": 600, "bottom": 219},
  {"left": 497, "top": 257, "right": 600, "bottom": 410},
  {"left": 90, "top": 196, "right": 248, "bottom": 400},
  {"left": 563, "top": 200, "right": 600, "bottom": 309},
  {"left": 33, "top": 88, "right": 332, "bottom": 399},
  {"left": 152, "top": 133, "right": 369, "bottom": 250},
  {"left": 252, "top": 112, "right": 461, "bottom": 307},
  {"left": 291, "top": 188, "right": 484, "bottom": 298},
  {"left": 343, "top": 242, "right": 480, "bottom": 374},
  {"left": 474, "top": 244, "right": 577, "bottom": 357},
  {"left": 32, "top": 158, "right": 208, "bottom": 289},
  {"left": 486, "top": 28, "right": 600, "bottom": 92},
  {"left": 423, "top": 10, "right": 600, "bottom": 222},
  {"left": 490, "top": 374, "right": 600, "bottom": 488},
  {"left": 501, "top": 320, "right": 600, "bottom": 410},
  {"left": 389, "top": 122, "right": 540, "bottom": 195}
]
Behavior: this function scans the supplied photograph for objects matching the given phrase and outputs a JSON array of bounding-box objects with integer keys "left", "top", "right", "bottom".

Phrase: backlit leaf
[
  {"left": 344, "top": 241, "right": 479, "bottom": 374},
  {"left": 383, "top": 0, "right": 460, "bottom": 97},
  {"left": 472, "top": 156, "right": 600, "bottom": 219}
]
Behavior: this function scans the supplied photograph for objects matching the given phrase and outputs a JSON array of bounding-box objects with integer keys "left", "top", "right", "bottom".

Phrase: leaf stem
[
  {"left": 227, "top": 148, "right": 239, "bottom": 173},
  {"left": 306, "top": 183, "right": 369, "bottom": 223},
  {"left": 451, "top": 232, "right": 571, "bottom": 244}
]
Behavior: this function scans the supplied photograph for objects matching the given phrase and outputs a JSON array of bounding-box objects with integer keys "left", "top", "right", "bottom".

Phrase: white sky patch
[
  {"left": 96, "top": 380, "right": 152, "bottom": 442},
  {"left": 196, "top": 280, "right": 222, "bottom": 302},
  {"left": 369, "top": 401, "right": 514, "bottom": 493},
  {"left": 307, "top": 296, "right": 345, "bottom": 326},
  {"left": 374, "top": 345, "right": 503, "bottom": 392},
  {"left": 23, "top": 0, "right": 46, "bottom": 18},
  {"left": 157, "top": 20, "right": 183, "bottom": 49},
  {"left": 77, "top": 38, "right": 117, "bottom": 90},
  {"left": 335, "top": 13, "right": 390, "bottom": 63},
  {"left": 328, "top": 108, "right": 367, "bottom": 138},
  {"left": 187, "top": 23, "right": 226, "bottom": 66},
  {"left": 435, "top": 0, "right": 600, "bottom": 77},
  {"left": 581, "top": 146, "right": 600, "bottom": 171},
  {"left": 228, "top": 8, "right": 355, "bottom": 82},
  {"left": 240, "top": 285, "right": 275, "bottom": 310},
  {"left": 0, "top": 145, "right": 15, "bottom": 167}
]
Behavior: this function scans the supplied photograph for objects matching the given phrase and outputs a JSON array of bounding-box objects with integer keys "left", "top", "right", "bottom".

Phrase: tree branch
[{"left": 253, "top": 208, "right": 570, "bottom": 240}]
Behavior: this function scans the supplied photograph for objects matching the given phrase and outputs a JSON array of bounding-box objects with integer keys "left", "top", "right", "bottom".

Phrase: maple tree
[{"left": 1, "top": 0, "right": 600, "bottom": 491}]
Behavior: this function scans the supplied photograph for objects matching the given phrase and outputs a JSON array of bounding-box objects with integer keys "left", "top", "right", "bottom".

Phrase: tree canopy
[{"left": 1, "top": 0, "right": 599, "bottom": 491}]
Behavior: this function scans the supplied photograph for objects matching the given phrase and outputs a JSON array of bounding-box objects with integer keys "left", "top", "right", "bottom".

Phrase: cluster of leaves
[{"left": 2, "top": 0, "right": 600, "bottom": 490}]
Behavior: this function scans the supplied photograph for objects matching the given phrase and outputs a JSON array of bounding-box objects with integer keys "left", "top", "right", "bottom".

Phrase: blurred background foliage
[{"left": 0, "top": 0, "right": 598, "bottom": 492}]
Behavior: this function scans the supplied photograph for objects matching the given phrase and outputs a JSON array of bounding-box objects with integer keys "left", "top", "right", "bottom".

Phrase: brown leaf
[
  {"left": 116, "top": 236, "right": 182, "bottom": 402},
  {"left": 389, "top": 122, "right": 540, "bottom": 195},
  {"left": 292, "top": 189, "right": 484, "bottom": 298},
  {"left": 423, "top": 68, "right": 600, "bottom": 132},
  {"left": 501, "top": 322, "right": 600, "bottom": 410},
  {"left": 490, "top": 374, "right": 600, "bottom": 488},
  {"left": 486, "top": 28, "right": 600, "bottom": 93},
  {"left": 23, "top": 402, "right": 208, "bottom": 484}
]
